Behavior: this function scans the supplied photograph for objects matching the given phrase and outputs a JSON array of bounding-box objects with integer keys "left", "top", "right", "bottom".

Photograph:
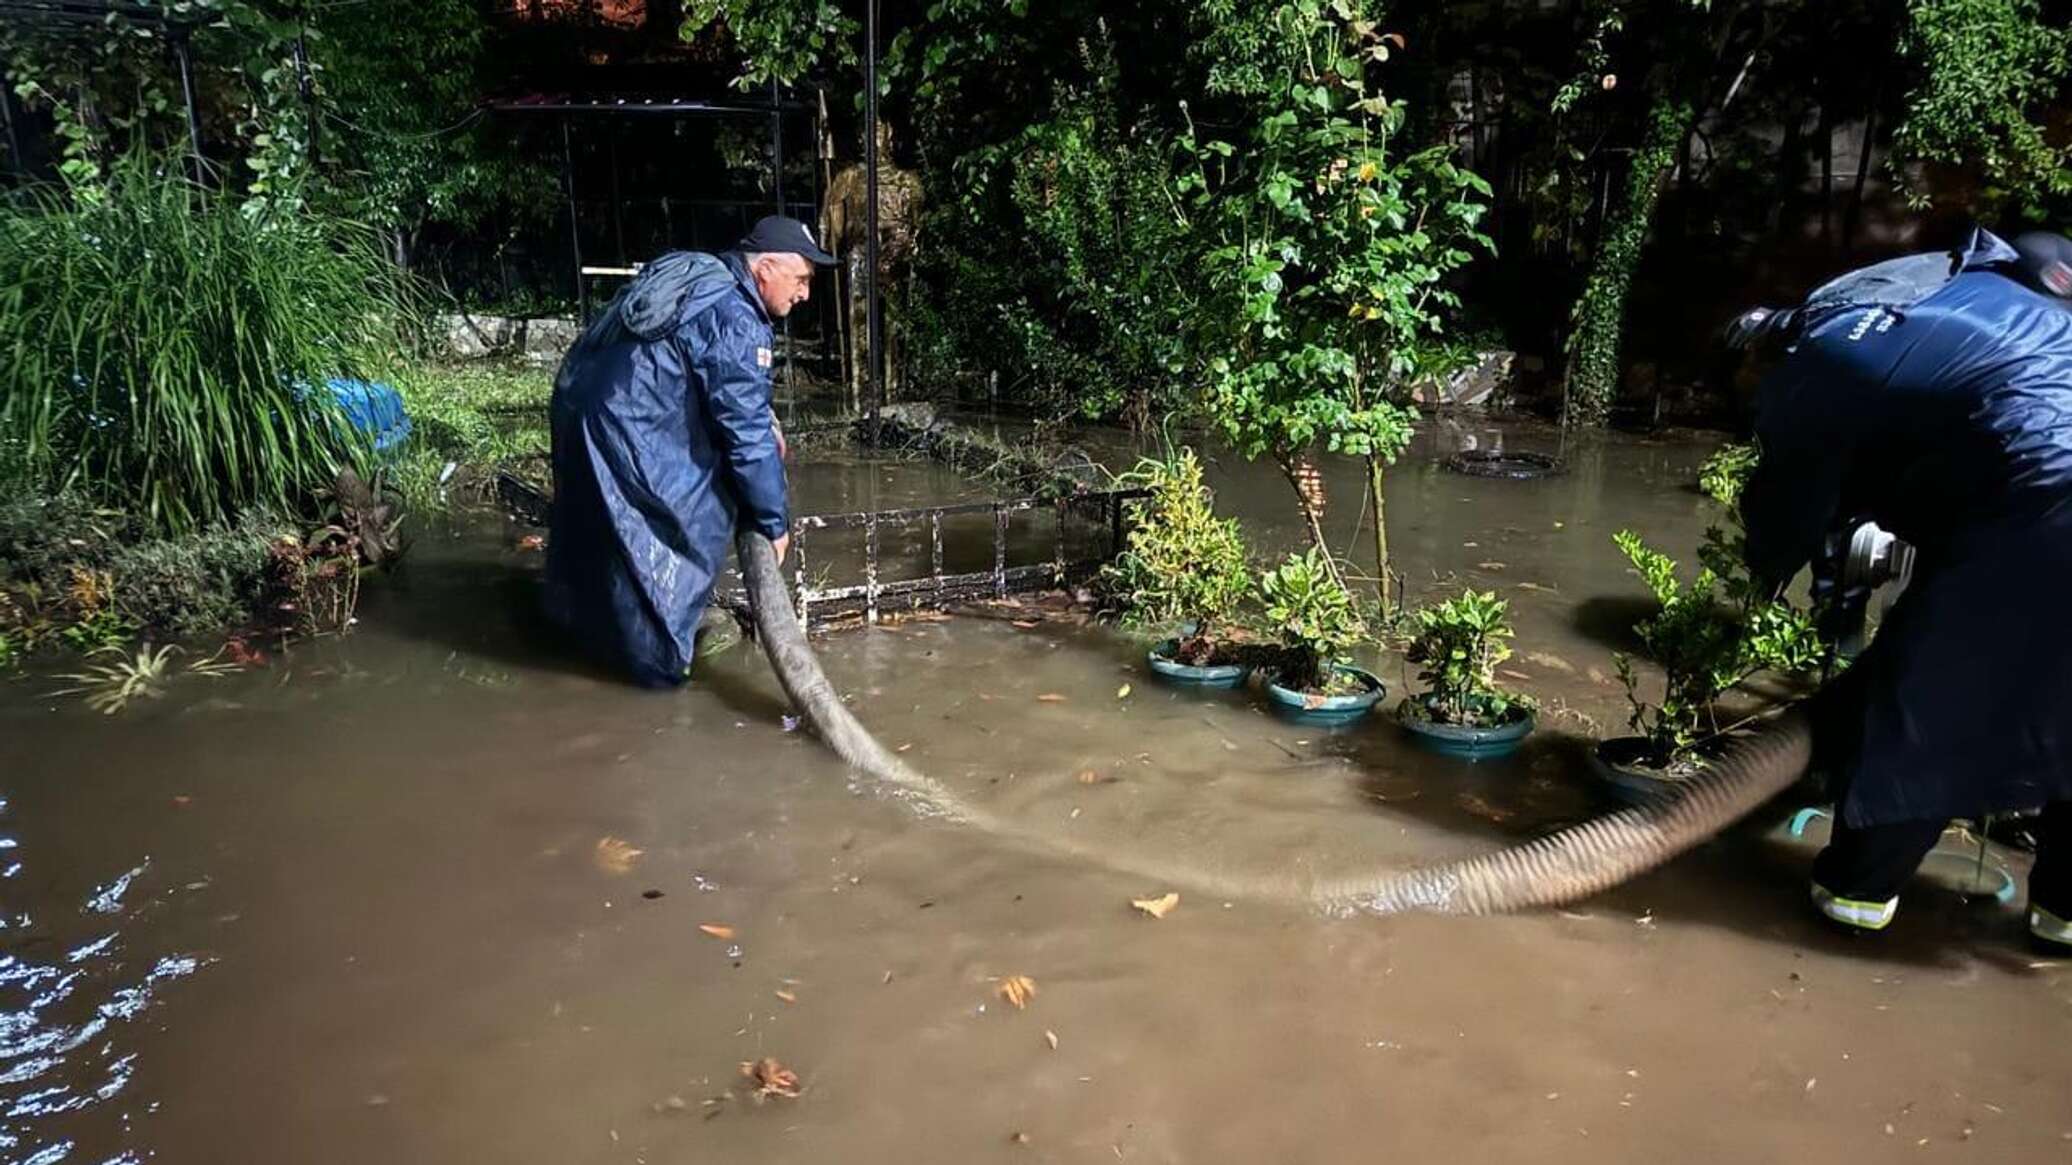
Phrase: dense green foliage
[
  {"left": 1183, "top": 1, "right": 1489, "bottom": 464},
  {"left": 1, "top": 0, "right": 313, "bottom": 201},
  {"left": 905, "top": 26, "right": 1197, "bottom": 425},
  {"left": 1403, "top": 588, "right": 1532, "bottom": 727},
  {"left": 309, "top": 0, "right": 559, "bottom": 255},
  {"left": 684, "top": 0, "right": 861, "bottom": 88},
  {"left": 1181, "top": 0, "right": 1490, "bottom": 602},
  {"left": 1696, "top": 441, "right": 1758, "bottom": 508},
  {"left": 1102, "top": 450, "right": 1253, "bottom": 645},
  {"left": 0, "top": 492, "right": 292, "bottom": 646},
  {"left": 0, "top": 160, "right": 412, "bottom": 535},
  {"left": 1259, "top": 547, "right": 1367, "bottom": 694},
  {"left": 1562, "top": 96, "right": 1691, "bottom": 428},
  {"left": 1, "top": 0, "right": 554, "bottom": 258},
  {"left": 1891, "top": 0, "right": 2072, "bottom": 219},
  {"left": 387, "top": 363, "right": 554, "bottom": 516}
]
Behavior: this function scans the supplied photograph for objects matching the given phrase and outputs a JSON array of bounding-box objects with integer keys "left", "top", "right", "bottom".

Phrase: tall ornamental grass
[{"left": 0, "top": 158, "right": 415, "bottom": 534}]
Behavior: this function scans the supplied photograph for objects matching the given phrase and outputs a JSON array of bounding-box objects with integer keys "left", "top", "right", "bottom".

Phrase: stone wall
[{"left": 437, "top": 313, "right": 582, "bottom": 366}]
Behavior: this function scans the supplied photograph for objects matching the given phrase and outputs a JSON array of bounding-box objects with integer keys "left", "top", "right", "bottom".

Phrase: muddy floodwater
[{"left": 4, "top": 421, "right": 2068, "bottom": 1164}]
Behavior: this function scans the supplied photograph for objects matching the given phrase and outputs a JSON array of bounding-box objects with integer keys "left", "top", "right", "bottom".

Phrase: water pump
[{"left": 1814, "top": 518, "right": 1916, "bottom": 661}]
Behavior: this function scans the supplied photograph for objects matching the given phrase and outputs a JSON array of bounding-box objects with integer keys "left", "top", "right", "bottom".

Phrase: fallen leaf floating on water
[
  {"left": 740, "top": 1057, "right": 802, "bottom": 1099},
  {"left": 1131, "top": 892, "right": 1181, "bottom": 919},
  {"left": 996, "top": 975, "right": 1038, "bottom": 1010},
  {"left": 593, "top": 836, "right": 644, "bottom": 875},
  {"left": 774, "top": 989, "right": 797, "bottom": 1004},
  {"left": 1076, "top": 769, "right": 1114, "bottom": 785},
  {"left": 1476, "top": 561, "right": 1508, "bottom": 571},
  {"left": 1012, "top": 620, "right": 1041, "bottom": 629},
  {"left": 1045, "top": 1030, "right": 1059, "bottom": 1050},
  {"left": 1036, "top": 693, "right": 1068, "bottom": 703},
  {"left": 1011, "top": 1132, "right": 1031, "bottom": 1145},
  {"left": 1116, "top": 683, "right": 1132, "bottom": 699},
  {"left": 698, "top": 923, "right": 736, "bottom": 940}
]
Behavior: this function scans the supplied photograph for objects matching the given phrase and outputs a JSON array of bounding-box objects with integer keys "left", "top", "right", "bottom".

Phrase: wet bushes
[
  {"left": 1102, "top": 450, "right": 1253, "bottom": 661},
  {"left": 0, "top": 158, "right": 415, "bottom": 536},
  {"left": 0, "top": 494, "right": 292, "bottom": 645}
]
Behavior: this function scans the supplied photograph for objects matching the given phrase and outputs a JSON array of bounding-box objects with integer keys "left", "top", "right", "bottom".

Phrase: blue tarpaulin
[
  {"left": 324, "top": 377, "right": 412, "bottom": 453},
  {"left": 1744, "top": 229, "right": 2072, "bottom": 827}
]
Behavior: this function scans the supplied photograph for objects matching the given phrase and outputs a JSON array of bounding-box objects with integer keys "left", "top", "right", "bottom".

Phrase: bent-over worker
[{"left": 1740, "top": 227, "right": 2072, "bottom": 949}]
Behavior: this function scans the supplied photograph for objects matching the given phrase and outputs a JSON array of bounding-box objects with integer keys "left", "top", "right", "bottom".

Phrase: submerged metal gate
[
  {"left": 788, "top": 488, "right": 1145, "bottom": 625},
  {"left": 495, "top": 471, "right": 1144, "bottom": 628}
]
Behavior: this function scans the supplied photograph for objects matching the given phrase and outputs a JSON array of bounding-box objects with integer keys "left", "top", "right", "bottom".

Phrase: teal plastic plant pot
[
  {"left": 1148, "top": 640, "right": 1251, "bottom": 688},
  {"left": 1588, "top": 735, "right": 1698, "bottom": 807},
  {"left": 1396, "top": 698, "right": 1535, "bottom": 761},
  {"left": 1264, "top": 664, "right": 1386, "bottom": 726}
]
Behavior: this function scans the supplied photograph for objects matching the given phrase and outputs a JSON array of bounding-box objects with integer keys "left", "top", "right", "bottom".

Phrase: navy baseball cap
[{"left": 736, "top": 215, "right": 836, "bottom": 266}]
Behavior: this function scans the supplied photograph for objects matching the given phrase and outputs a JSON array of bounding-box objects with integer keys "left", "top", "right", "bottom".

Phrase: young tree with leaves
[{"left": 1181, "top": 0, "right": 1491, "bottom": 612}]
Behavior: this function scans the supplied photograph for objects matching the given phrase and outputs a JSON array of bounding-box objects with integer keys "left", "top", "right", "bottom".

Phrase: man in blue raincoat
[
  {"left": 544, "top": 216, "right": 834, "bottom": 687},
  {"left": 1739, "top": 228, "right": 2072, "bottom": 949}
]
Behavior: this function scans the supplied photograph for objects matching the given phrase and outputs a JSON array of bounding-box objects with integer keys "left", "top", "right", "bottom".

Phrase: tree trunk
[
  {"left": 1277, "top": 448, "right": 1336, "bottom": 578},
  {"left": 1365, "top": 454, "right": 1392, "bottom": 616},
  {"left": 1561, "top": 96, "right": 1693, "bottom": 429}
]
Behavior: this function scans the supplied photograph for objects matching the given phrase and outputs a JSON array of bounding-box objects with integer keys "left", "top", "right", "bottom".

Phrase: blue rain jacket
[
  {"left": 1744, "top": 229, "right": 2072, "bottom": 826},
  {"left": 543, "top": 251, "right": 788, "bottom": 686}
]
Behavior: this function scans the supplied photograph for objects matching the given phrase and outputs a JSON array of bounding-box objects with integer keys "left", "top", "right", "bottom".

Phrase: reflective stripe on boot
[
  {"left": 1812, "top": 884, "right": 1899, "bottom": 930},
  {"left": 2032, "top": 904, "right": 2072, "bottom": 948}
]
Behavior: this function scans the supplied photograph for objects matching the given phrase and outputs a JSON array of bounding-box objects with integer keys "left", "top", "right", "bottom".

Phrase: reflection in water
[{"left": 0, "top": 805, "right": 203, "bottom": 1165}]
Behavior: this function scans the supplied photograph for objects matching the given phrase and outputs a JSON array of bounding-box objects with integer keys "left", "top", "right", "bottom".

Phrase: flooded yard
[{"left": 4, "top": 423, "right": 2067, "bottom": 1164}]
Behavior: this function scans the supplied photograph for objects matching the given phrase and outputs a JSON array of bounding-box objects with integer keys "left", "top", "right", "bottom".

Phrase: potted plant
[
  {"left": 1258, "top": 548, "right": 1384, "bottom": 725},
  {"left": 1396, "top": 588, "right": 1537, "bottom": 760},
  {"left": 1594, "top": 525, "right": 1821, "bottom": 804},
  {"left": 1102, "top": 449, "right": 1257, "bottom": 687}
]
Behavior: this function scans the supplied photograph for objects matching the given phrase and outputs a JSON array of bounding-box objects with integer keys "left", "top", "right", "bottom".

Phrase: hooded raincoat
[
  {"left": 543, "top": 251, "right": 788, "bottom": 686},
  {"left": 1743, "top": 229, "right": 2072, "bottom": 826}
]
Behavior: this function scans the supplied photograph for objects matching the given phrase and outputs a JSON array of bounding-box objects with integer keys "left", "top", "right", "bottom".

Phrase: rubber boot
[
  {"left": 2031, "top": 904, "right": 2072, "bottom": 953},
  {"left": 693, "top": 606, "right": 743, "bottom": 658},
  {"left": 1811, "top": 883, "right": 1899, "bottom": 931}
]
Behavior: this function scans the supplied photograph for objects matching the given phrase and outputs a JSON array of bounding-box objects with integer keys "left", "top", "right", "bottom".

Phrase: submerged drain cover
[{"left": 1442, "top": 450, "right": 1565, "bottom": 479}]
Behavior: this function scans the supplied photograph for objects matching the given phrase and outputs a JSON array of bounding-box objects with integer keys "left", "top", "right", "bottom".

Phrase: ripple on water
[{"left": 1, "top": 842, "right": 206, "bottom": 1165}]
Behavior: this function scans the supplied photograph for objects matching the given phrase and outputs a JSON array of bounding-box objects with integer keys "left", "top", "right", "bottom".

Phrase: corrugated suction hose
[{"left": 737, "top": 533, "right": 1813, "bottom": 916}]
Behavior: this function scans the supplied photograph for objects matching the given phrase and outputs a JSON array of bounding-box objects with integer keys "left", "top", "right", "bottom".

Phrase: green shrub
[
  {"left": 1612, "top": 527, "right": 1821, "bottom": 765},
  {"left": 0, "top": 156, "right": 416, "bottom": 535},
  {"left": 1259, "top": 547, "right": 1366, "bottom": 694},
  {"left": 106, "top": 511, "right": 294, "bottom": 637},
  {"left": 1696, "top": 442, "right": 1759, "bottom": 508},
  {"left": 1404, "top": 589, "right": 1533, "bottom": 727},
  {"left": 0, "top": 491, "right": 292, "bottom": 645},
  {"left": 1102, "top": 449, "right": 1252, "bottom": 658},
  {"left": 387, "top": 361, "right": 551, "bottom": 514}
]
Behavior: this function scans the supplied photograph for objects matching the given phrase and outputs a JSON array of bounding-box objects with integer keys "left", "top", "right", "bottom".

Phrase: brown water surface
[{"left": 3, "top": 424, "right": 2066, "bottom": 1164}]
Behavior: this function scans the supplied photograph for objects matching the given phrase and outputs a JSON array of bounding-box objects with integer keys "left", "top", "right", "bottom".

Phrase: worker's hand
[
  {"left": 772, "top": 532, "right": 791, "bottom": 564},
  {"left": 774, "top": 422, "right": 789, "bottom": 463}
]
